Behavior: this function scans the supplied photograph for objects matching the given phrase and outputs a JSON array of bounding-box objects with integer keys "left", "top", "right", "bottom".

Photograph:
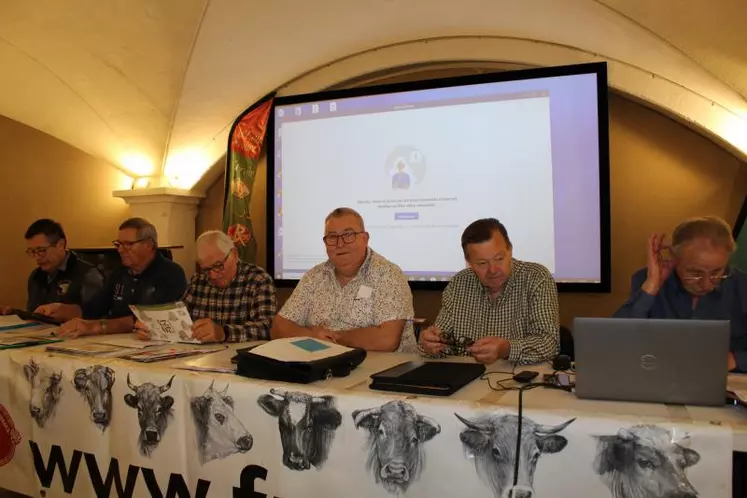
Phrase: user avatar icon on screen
[
  {"left": 391, "top": 159, "right": 411, "bottom": 190},
  {"left": 385, "top": 146, "right": 427, "bottom": 189}
]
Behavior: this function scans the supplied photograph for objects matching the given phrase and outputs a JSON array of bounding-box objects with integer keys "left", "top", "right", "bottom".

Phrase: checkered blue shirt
[{"left": 183, "top": 261, "right": 276, "bottom": 342}]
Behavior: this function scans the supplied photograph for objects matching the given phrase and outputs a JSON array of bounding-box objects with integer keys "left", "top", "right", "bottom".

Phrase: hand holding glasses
[{"left": 440, "top": 331, "right": 475, "bottom": 356}]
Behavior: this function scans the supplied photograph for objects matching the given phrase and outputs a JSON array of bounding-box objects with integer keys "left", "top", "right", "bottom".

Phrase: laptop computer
[{"left": 573, "top": 317, "right": 730, "bottom": 406}]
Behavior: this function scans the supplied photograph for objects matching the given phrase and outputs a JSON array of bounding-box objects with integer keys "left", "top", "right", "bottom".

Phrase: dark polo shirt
[
  {"left": 83, "top": 253, "right": 188, "bottom": 319},
  {"left": 27, "top": 251, "right": 104, "bottom": 311}
]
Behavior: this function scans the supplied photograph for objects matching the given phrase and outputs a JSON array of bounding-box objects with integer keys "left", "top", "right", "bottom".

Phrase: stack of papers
[
  {"left": 0, "top": 334, "right": 61, "bottom": 349},
  {"left": 122, "top": 345, "right": 226, "bottom": 363},
  {"left": 178, "top": 349, "right": 237, "bottom": 373},
  {"left": 46, "top": 342, "right": 140, "bottom": 357},
  {"left": 92, "top": 336, "right": 166, "bottom": 350},
  {"left": 0, "top": 315, "right": 43, "bottom": 332}
]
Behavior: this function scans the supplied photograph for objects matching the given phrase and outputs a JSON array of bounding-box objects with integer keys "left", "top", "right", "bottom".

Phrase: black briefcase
[{"left": 235, "top": 344, "right": 367, "bottom": 384}]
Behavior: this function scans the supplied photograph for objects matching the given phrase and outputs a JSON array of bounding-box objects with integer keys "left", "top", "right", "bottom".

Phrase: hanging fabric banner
[{"left": 223, "top": 92, "right": 275, "bottom": 263}]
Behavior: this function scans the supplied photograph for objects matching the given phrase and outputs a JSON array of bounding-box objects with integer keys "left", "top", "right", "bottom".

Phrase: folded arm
[
  {"left": 335, "top": 319, "right": 405, "bottom": 352},
  {"left": 271, "top": 273, "right": 317, "bottom": 339},
  {"left": 271, "top": 314, "right": 314, "bottom": 338}
]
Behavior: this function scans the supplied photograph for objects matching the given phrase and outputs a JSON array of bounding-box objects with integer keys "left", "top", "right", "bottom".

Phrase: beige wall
[
  {"left": 0, "top": 115, "right": 131, "bottom": 309},
  {"left": 196, "top": 93, "right": 747, "bottom": 327}
]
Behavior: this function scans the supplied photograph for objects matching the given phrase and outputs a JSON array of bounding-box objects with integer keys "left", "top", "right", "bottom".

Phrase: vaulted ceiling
[{"left": 1, "top": 0, "right": 745, "bottom": 189}]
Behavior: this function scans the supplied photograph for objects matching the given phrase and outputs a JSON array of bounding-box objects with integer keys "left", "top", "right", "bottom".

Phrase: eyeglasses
[
  {"left": 322, "top": 231, "right": 365, "bottom": 247},
  {"left": 25, "top": 245, "right": 52, "bottom": 257},
  {"left": 681, "top": 274, "right": 730, "bottom": 284},
  {"left": 441, "top": 331, "right": 475, "bottom": 356},
  {"left": 199, "top": 251, "right": 231, "bottom": 275},
  {"left": 113, "top": 239, "right": 147, "bottom": 250}
]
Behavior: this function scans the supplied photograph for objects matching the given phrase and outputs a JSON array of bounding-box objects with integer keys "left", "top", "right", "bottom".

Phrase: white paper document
[
  {"left": 129, "top": 302, "right": 199, "bottom": 344},
  {"left": 249, "top": 337, "right": 353, "bottom": 362}
]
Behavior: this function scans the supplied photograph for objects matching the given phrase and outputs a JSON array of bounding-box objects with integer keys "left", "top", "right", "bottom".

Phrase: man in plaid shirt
[
  {"left": 419, "top": 218, "right": 559, "bottom": 365},
  {"left": 136, "top": 230, "right": 276, "bottom": 343}
]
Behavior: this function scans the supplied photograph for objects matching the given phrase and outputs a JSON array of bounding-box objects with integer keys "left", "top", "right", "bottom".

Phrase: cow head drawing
[
  {"left": 353, "top": 400, "right": 441, "bottom": 494},
  {"left": 457, "top": 413, "right": 575, "bottom": 498},
  {"left": 73, "top": 365, "right": 115, "bottom": 430},
  {"left": 191, "top": 381, "right": 253, "bottom": 464},
  {"left": 23, "top": 359, "right": 62, "bottom": 429},
  {"left": 257, "top": 388, "right": 342, "bottom": 471},
  {"left": 124, "top": 374, "right": 175, "bottom": 456},
  {"left": 593, "top": 425, "right": 700, "bottom": 498}
]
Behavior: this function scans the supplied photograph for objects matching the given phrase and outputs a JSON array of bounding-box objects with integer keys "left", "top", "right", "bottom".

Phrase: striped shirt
[
  {"left": 425, "top": 259, "right": 559, "bottom": 365},
  {"left": 183, "top": 261, "right": 276, "bottom": 342}
]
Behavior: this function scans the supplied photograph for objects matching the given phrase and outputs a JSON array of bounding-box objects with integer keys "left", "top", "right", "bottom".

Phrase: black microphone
[{"left": 552, "top": 354, "right": 572, "bottom": 371}]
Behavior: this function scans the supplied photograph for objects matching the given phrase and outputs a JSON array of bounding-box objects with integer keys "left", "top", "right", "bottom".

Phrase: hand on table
[
  {"left": 0, "top": 306, "right": 11, "bottom": 315},
  {"left": 419, "top": 325, "right": 446, "bottom": 355},
  {"left": 310, "top": 325, "right": 339, "bottom": 343},
  {"left": 729, "top": 352, "right": 737, "bottom": 372},
  {"left": 34, "top": 303, "right": 65, "bottom": 320},
  {"left": 467, "top": 336, "right": 510, "bottom": 364},
  {"left": 57, "top": 318, "right": 99, "bottom": 339},
  {"left": 192, "top": 318, "right": 225, "bottom": 343}
]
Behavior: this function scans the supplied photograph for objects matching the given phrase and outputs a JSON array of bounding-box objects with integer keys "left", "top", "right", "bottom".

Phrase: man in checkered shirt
[
  {"left": 272, "top": 207, "right": 416, "bottom": 352},
  {"left": 419, "top": 218, "right": 559, "bottom": 365},
  {"left": 136, "top": 230, "right": 276, "bottom": 343}
]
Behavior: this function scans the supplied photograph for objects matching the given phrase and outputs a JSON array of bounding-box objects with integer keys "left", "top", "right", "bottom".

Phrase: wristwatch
[{"left": 100, "top": 319, "right": 109, "bottom": 335}]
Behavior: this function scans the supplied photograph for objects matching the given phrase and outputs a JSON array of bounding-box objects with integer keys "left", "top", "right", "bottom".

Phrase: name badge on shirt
[{"left": 356, "top": 285, "right": 373, "bottom": 300}]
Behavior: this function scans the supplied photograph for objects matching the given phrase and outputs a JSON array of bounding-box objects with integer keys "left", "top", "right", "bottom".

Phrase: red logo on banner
[
  {"left": 227, "top": 224, "right": 253, "bottom": 247},
  {"left": 0, "top": 404, "right": 21, "bottom": 467},
  {"left": 230, "top": 99, "right": 273, "bottom": 161}
]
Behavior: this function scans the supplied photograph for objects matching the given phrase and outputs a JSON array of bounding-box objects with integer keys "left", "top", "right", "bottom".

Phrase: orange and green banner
[
  {"left": 223, "top": 93, "right": 275, "bottom": 263},
  {"left": 732, "top": 202, "right": 747, "bottom": 272}
]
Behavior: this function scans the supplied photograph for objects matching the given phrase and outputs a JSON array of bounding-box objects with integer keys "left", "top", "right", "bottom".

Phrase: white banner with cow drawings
[{"left": 0, "top": 349, "right": 733, "bottom": 498}]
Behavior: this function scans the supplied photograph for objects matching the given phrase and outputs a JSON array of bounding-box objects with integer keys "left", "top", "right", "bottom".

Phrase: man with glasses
[
  {"left": 418, "top": 218, "right": 559, "bottom": 365},
  {"left": 272, "top": 207, "right": 416, "bottom": 352},
  {"left": 0, "top": 219, "right": 104, "bottom": 321},
  {"left": 57, "top": 217, "right": 187, "bottom": 338},
  {"left": 136, "top": 230, "right": 276, "bottom": 343},
  {"left": 615, "top": 216, "right": 747, "bottom": 371}
]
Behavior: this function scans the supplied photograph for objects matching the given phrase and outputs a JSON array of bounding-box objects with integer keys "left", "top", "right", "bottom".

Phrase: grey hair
[
  {"left": 324, "top": 207, "right": 365, "bottom": 231},
  {"left": 672, "top": 216, "right": 735, "bottom": 254},
  {"left": 196, "top": 230, "right": 235, "bottom": 258},
  {"left": 119, "top": 217, "right": 158, "bottom": 247}
]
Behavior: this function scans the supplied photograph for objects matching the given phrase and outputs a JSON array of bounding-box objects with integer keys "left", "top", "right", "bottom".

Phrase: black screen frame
[{"left": 266, "top": 62, "right": 611, "bottom": 293}]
